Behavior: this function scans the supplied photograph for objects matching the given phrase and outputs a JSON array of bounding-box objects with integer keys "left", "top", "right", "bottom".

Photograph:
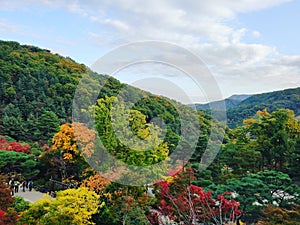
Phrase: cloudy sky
[{"left": 1, "top": 0, "right": 299, "bottom": 103}]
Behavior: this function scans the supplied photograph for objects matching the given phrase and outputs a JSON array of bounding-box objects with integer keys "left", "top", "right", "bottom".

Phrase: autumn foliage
[
  {"left": 150, "top": 169, "right": 242, "bottom": 224},
  {"left": 81, "top": 173, "right": 111, "bottom": 195},
  {"left": 51, "top": 122, "right": 96, "bottom": 161},
  {"left": 0, "top": 175, "right": 20, "bottom": 225},
  {"left": 0, "top": 136, "right": 30, "bottom": 154},
  {"left": 257, "top": 205, "right": 300, "bottom": 225}
]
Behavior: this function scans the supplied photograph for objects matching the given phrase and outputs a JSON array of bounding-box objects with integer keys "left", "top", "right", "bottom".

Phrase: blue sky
[{"left": 0, "top": 0, "right": 299, "bottom": 103}]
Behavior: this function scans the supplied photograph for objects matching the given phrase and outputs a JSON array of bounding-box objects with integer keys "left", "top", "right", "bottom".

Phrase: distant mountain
[
  {"left": 194, "top": 94, "right": 252, "bottom": 111},
  {"left": 194, "top": 87, "right": 300, "bottom": 128},
  {"left": 226, "top": 87, "right": 300, "bottom": 128},
  {"left": 227, "top": 94, "right": 253, "bottom": 102}
]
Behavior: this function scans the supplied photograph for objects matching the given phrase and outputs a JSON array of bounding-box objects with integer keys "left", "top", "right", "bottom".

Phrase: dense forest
[
  {"left": 0, "top": 40, "right": 300, "bottom": 224},
  {"left": 195, "top": 87, "right": 300, "bottom": 128}
]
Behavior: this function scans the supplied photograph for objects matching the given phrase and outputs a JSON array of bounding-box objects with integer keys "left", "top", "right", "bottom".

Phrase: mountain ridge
[{"left": 194, "top": 87, "right": 300, "bottom": 128}]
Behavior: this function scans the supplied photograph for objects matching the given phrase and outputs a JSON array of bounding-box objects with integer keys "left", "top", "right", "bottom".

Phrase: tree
[
  {"left": 257, "top": 204, "right": 300, "bottom": 225},
  {"left": 47, "top": 122, "right": 94, "bottom": 182},
  {"left": 93, "top": 96, "right": 170, "bottom": 184},
  {"left": 208, "top": 170, "right": 300, "bottom": 223},
  {"left": 243, "top": 109, "right": 300, "bottom": 171},
  {"left": 19, "top": 187, "right": 101, "bottom": 225},
  {"left": 0, "top": 135, "right": 31, "bottom": 154},
  {"left": 152, "top": 169, "right": 242, "bottom": 225},
  {"left": 0, "top": 175, "right": 19, "bottom": 225},
  {"left": 0, "top": 151, "right": 39, "bottom": 177},
  {"left": 0, "top": 175, "right": 14, "bottom": 211},
  {"left": 34, "top": 111, "right": 60, "bottom": 143},
  {"left": 101, "top": 182, "right": 153, "bottom": 225},
  {"left": 221, "top": 126, "right": 261, "bottom": 176},
  {"left": 1, "top": 104, "right": 26, "bottom": 140},
  {"left": 80, "top": 173, "right": 111, "bottom": 195}
]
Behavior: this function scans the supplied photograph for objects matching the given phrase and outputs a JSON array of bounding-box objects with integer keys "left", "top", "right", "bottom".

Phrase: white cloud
[
  {"left": 1, "top": 0, "right": 298, "bottom": 102},
  {"left": 252, "top": 30, "right": 261, "bottom": 38},
  {"left": 102, "top": 19, "right": 129, "bottom": 30},
  {"left": 64, "top": 0, "right": 299, "bottom": 100},
  {"left": 0, "top": 20, "right": 17, "bottom": 33}
]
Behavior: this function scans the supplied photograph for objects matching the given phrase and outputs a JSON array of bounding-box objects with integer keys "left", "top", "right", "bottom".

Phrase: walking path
[{"left": 14, "top": 189, "right": 48, "bottom": 203}]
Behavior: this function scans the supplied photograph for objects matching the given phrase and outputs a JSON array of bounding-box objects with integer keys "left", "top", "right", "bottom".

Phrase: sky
[{"left": 0, "top": 0, "right": 300, "bottom": 104}]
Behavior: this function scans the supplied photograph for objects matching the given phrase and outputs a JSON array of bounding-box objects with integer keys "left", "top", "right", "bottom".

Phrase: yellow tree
[
  {"left": 49, "top": 122, "right": 96, "bottom": 183},
  {"left": 51, "top": 122, "right": 96, "bottom": 161},
  {"left": 18, "top": 187, "right": 102, "bottom": 225}
]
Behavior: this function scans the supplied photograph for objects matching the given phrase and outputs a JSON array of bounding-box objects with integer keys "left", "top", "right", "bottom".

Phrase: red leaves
[
  {"left": 0, "top": 136, "right": 31, "bottom": 153},
  {"left": 0, "top": 208, "right": 21, "bottom": 225},
  {"left": 152, "top": 170, "right": 242, "bottom": 224},
  {"left": 217, "top": 193, "right": 241, "bottom": 219}
]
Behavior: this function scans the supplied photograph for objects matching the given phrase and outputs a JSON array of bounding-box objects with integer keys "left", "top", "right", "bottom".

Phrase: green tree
[
  {"left": 221, "top": 126, "right": 261, "bottom": 176},
  {"left": 34, "top": 111, "right": 60, "bottom": 143},
  {"left": 244, "top": 109, "right": 300, "bottom": 171},
  {"left": 0, "top": 151, "right": 39, "bottom": 177},
  {"left": 1, "top": 104, "right": 25, "bottom": 140}
]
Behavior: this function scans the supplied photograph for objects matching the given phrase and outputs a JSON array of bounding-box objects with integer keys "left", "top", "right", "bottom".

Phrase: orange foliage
[
  {"left": 51, "top": 122, "right": 96, "bottom": 161},
  {"left": 257, "top": 108, "right": 270, "bottom": 116},
  {"left": 257, "top": 204, "right": 300, "bottom": 225},
  {"left": 243, "top": 118, "right": 256, "bottom": 125},
  {"left": 80, "top": 173, "right": 111, "bottom": 195}
]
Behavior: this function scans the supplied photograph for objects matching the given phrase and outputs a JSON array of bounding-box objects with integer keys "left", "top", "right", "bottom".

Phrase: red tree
[
  {"left": 0, "top": 176, "right": 19, "bottom": 225},
  {"left": 150, "top": 169, "right": 242, "bottom": 224}
]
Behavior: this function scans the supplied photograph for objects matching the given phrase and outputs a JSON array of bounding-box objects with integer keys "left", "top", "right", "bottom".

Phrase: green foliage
[
  {"left": 11, "top": 196, "right": 30, "bottom": 212},
  {"left": 226, "top": 87, "right": 300, "bottom": 128},
  {"left": 207, "top": 170, "right": 300, "bottom": 223},
  {"left": 0, "top": 40, "right": 86, "bottom": 142},
  {"left": 34, "top": 111, "right": 60, "bottom": 143},
  {"left": 0, "top": 150, "right": 39, "bottom": 177}
]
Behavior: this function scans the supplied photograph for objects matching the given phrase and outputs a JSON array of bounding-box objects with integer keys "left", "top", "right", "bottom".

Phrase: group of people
[{"left": 8, "top": 179, "right": 33, "bottom": 196}]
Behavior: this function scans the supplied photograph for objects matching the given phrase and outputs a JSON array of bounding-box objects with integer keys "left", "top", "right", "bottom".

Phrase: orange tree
[{"left": 37, "top": 122, "right": 96, "bottom": 188}]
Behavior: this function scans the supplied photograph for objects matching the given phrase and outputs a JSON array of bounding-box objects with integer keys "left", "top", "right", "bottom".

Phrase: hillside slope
[
  {"left": 194, "top": 94, "right": 251, "bottom": 111},
  {"left": 226, "top": 87, "right": 300, "bottom": 127},
  {"left": 0, "top": 40, "right": 209, "bottom": 152}
]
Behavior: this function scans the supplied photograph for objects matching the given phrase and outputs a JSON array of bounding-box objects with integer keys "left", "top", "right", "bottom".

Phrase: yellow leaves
[
  {"left": 23, "top": 187, "right": 102, "bottom": 225},
  {"left": 51, "top": 122, "right": 96, "bottom": 162},
  {"left": 243, "top": 118, "right": 256, "bottom": 126},
  {"left": 257, "top": 108, "right": 270, "bottom": 116},
  {"left": 54, "top": 187, "right": 101, "bottom": 225},
  {"left": 63, "top": 152, "right": 73, "bottom": 160}
]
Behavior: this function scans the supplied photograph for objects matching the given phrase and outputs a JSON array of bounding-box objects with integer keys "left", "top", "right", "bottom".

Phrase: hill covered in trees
[
  {"left": 195, "top": 87, "right": 300, "bottom": 128},
  {"left": 194, "top": 94, "right": 252, "bottom": 111},
  {"left": 0, "top": 40, "right": 199, "bottom": 148},
  {"left": 1, "top": 40, "right": 300, "bottom": 224},
  {"left": 227, "top": 87, "right": 300, "bottom": 127}
]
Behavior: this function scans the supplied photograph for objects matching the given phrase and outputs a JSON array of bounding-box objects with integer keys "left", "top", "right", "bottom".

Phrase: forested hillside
[
  {"left": 1, "top": 40, "right": 300, "bottom": 225},
  {"left": 0, "top": 40, "right": 191, "bottom": 147},
  {"left": 194, "top": 94, "right": 251, "bottom": 111},
  {"left": 0, "top": 40, "right": 86, "bottom": 142},
  {"left": 226, "top": 87, "right": 300, "bottom": 127}
]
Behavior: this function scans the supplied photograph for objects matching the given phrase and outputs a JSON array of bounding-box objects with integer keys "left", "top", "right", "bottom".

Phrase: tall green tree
[{"left": 34, "top": 111, "right": 60, "bottom": 143}]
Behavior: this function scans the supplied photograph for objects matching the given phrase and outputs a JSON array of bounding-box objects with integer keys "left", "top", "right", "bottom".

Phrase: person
[
  {"left": 9, "top": 179, "right": 14, "bottom": 196},
  {"left": 28, "top": 180, "right": 33, "bottom": 191},
  {"left": 22, "top": 180, "right": 27, "bottom": 192},
  {"left": 14, "top": 180, "right": 20, "bottom": 193}
]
